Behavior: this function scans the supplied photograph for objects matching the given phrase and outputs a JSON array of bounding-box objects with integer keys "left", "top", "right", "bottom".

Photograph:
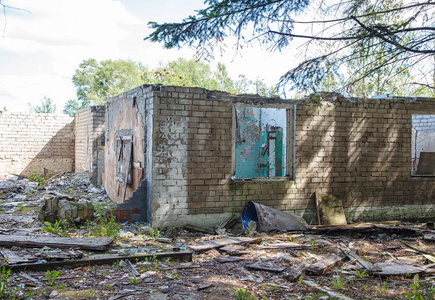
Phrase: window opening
[
  {"left": 235, "top": 106, "right": 287, "bottom": 179},
  {"left": 411, "top": 114, "right": 435, "bottom": 175}
]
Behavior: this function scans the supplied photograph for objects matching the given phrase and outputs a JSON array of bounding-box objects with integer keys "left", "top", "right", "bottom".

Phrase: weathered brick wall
[
  {"left": 152, "top": 87, "right": 234, "bottom": 226},
  {"left": 151, "top": 87, "right": 300, "bottom": 227},
  {"left": 151, "top": 88, "right": 435, "bottom": 227},
  {"left": 75, "top": 106, "right": 105, "bottom": 185},
  {"left": 297, "top": 96, "right": 435, "bottom": 222},
  {"left": 0, "top": 112, "right": 74, "bottom": 177}
]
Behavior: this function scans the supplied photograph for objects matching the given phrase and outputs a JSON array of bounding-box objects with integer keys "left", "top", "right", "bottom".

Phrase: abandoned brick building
[{"left": 1, "top": 85, "right": 435, "bottom": 228}]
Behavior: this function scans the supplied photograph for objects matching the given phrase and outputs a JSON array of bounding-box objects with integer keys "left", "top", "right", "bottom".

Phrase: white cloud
[{"left": 0, "top": 0, "right": 299, "bottom": 112}]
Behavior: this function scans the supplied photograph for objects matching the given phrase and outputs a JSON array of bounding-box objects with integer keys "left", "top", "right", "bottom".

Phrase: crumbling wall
[
  {"left": 74, "top": 106, "right": 105, "bottom": 186},
  {"left": 0, "top": 112, "right": 74, "bottom": 177},
  {"left": 151, "top": 88, "right": 435, "bottom": 227},
  {"left": 151, "top": 87, "right": 299, "bottom": 227}
]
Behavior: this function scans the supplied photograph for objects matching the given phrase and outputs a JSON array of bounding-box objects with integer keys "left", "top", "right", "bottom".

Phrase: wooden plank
[
  {"left": 262, "top": 242, "right": 310, "bottom": 250},
  {"left": 220, "top": 245, "right": 247, "bottom": 255},
  {"left": 303, "top": 280, "right": 354, "bottom": 300},
  {"left": 0, "top": 235, "right": 112, "bottom": 251},
  {"left": 215, "top": 257, "right": 244, "bottom": 263},
  {"left": 8, "top": 251, "right": 193, "bottom": 271},
  {"left": 0, "top": 248, "right": 37, "bottom": 264},
  {"left": 373, "top": 261, "right": 426, "bottom": 276},
  {"left": 285, "top": 257, "right": 316, "bottom": 281},
  {"left": 339, "top": 244, "right": 381, "bottom": 273},
  {"left": 306, "top": 254, "right": 345, "bottom": 275},
  {"left": 184, "top": 224, "right": 215, "bottom": 235},
  {"left": 189, "top": 237, "right": 261, "bottom": 252},
  {"left": 247, "top": 262, "right": 285, "bottom": 273}
]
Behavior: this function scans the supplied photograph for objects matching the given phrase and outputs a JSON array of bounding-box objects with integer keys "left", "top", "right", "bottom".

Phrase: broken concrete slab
[{"left": 38, "top": 192, "right": 94, "bottom": 223}]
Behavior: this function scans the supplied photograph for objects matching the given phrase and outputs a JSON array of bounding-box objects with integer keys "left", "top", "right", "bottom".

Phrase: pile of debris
[{"left": 0, "top": 172, "right": 435, "bottom": 299}]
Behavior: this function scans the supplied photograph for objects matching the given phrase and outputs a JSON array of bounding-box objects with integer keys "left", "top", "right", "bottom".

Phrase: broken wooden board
[
  {"left": 215, "top": 256, "right": 244, "bottom": 263},
  {"left": 306, "top": 254, "right": 345, "bottom": 275},
  {"left": 0, "top": 248, "right": 38, "bottom": 264},
  {"left": 184, "top": 224, "right": 215, "bottom": 235},
  {"left": 373, "top": 260, "right": 433, "bottom": 276},
  {"left": 247, "top": 262, "right": 286, "bottom": 273},
  {"left": 8, "top": 251, "right": 193, "bottom": 271},
  {"left": 315, "top": 192, "right": 347, "bottom": 226},
  {"left": 312, "top": 224, "right": 424, "bottom": 237},
  {"left": 219, "top": 245, "right": 247, "bottom": 255},
  {"left": 0, "top": 235, "right": 112, "bottom": 251},
  {"left": 261, "top": 242, "right": 310, "bottom": 250},
  {"left": 339, "top": 244, "right": 381, "bottom": 273},
  {"left": 285, "top": 257, "right": 316, "bottom": 281},
  {"left": 303, "top": 280, "right": 354, "bottom": 300},
  {"left": 188, "top": 237, "right": 261, "bottom": 252}
]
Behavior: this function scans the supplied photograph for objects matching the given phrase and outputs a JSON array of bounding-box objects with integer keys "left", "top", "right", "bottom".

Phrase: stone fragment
[{"left": 38, "top": 193, "right": 94, "bottom": 223}]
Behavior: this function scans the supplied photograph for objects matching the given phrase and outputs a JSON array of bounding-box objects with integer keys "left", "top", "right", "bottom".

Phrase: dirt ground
[{"left": 0, "top": 173, "right": 435, "bottom": 300}]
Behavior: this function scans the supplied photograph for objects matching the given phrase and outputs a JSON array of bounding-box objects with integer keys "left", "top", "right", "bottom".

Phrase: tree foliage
[
  {"left": 29, "top": 97, "right": 56, "bottom": 113},
  {"left": 73, "top": 58, "right": 146, "bottom": 106},
  {"left": 146, "top": 0, "right": 435, "bottom": 96},
  {"left": 65, "top": 57, "right": 277, "bottom": 116}
]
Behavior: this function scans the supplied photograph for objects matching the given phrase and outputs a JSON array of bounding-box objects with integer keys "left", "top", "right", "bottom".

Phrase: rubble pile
[{"left": 0, "top": 172, "right": 435, "bottom": 299}]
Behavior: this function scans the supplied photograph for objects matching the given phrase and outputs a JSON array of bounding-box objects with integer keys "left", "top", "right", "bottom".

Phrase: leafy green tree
[
  {"left": 73, "top": 58, "right": 147, "bottom": 106},
  {"left": 65, "top": 57, "right": 278, "bottom": 116},
  {"left": 62, "top": 99, "right": 88, "bottom": 117},
  {"left": 29, "top": 97, "right": 56, "bottom": 113},
  {"left": 146, "top": 0, "right": 435, "bottom": 95}
]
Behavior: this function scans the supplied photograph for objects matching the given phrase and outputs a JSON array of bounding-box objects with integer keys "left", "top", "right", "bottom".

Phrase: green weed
[
  {"left": 45, "top": 270, "right": 60, "bottom": 286},
  {"left": 43, "top": 220, "right": 68, "bottom": 236},
  {"left": 232, "top": 288, "right": 256, "bottom": 300},
  {"left": 168, "top": 271, "right": 178, "bottom": 279},
  {"left": 149, "top": 228, "right": 160, "bottom": 240},
  {"left": 330, "top": 271, "right": 346, "bottom": 290},
  {"left": 354, "top": 269, "right": 367, "bottom": 278},
  {"left": 406, "top": 274, "right": 435, "bottom": 300},
  {"left": 309, "top": 239, "right": 316, "bottom": 250},
  {"left": 27, "top": 172, "right": 47, "bottom": 187},
  {"left": 129, "top": 276, "right": 141, "bottom": 285},
  {"left": 85, "top": 200, "right": 120, "bottom": 240},
  {"left": 0, "top": 267, "right": 11, "bottom": 298}
]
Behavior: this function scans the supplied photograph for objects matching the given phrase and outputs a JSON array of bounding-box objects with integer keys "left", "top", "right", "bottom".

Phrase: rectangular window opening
[
  {"left": 411, "top": 114, "right": 435, "bottom": 176},
  {"left": 234, "top": 106, "right": 293, "bottom": 179}
]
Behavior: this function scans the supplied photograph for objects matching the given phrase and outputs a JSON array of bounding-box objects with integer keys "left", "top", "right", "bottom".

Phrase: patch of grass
[{"left": 27, "top": 172, "right": 48, "bottom": 187}]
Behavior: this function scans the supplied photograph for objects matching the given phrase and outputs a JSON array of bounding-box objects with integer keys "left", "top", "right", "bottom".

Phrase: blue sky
[{"left": 0, "top": 0, "right": 295, "bottom": 112}]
